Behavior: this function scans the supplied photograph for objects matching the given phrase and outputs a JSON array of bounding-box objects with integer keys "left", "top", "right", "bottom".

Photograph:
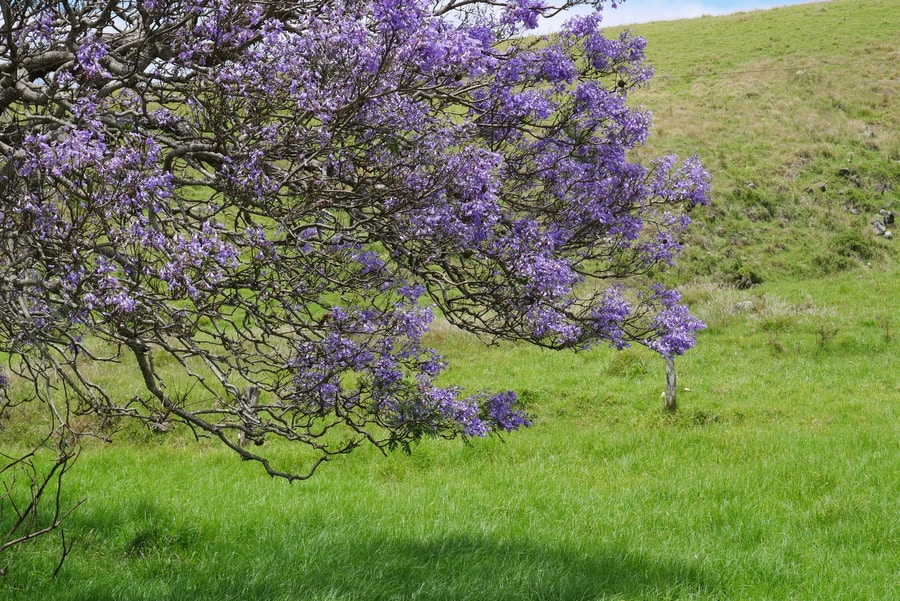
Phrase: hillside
[{"left": 614, "top": 0, "right": 899, "bottom": 284}]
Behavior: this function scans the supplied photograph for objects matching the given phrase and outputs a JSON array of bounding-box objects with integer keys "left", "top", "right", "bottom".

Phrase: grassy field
[
  {"left": 2, "top": 269, "right": 898, "bottom": 599},
  {"left": 2, "top": 1, "right": 899, "bottom": 599}
]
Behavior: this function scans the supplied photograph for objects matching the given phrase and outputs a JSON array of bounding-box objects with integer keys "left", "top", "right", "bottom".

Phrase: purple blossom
[
  {"left": 483, "top": 391, "right": 531, "bottom": 431},
  {"left": 372, "top": 0, "right": 426, "bottom": 35},
  {"left": 590, "top": 286, "right": 632, "bottom": 350},
  {"left": 641, "top": 286, "right": 706, "bottom": 357},
  {"left": 76, "top": 34, "right": 110, "bottom": 78},
  {"left": 16, "top": 11, "right": 54, "bottom": 47},
  {"left": 502, "top": 0, "right": 548, "bottom": 30}
]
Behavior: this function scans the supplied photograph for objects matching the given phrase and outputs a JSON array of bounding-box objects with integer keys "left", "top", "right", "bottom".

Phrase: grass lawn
[{"left": 1, "top": 269, "right": 897, "bottom": 600}]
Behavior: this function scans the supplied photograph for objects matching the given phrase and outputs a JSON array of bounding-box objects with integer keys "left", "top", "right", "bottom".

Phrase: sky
[{"left": 537, "top": 0, "right": 826, "bottom": 32}]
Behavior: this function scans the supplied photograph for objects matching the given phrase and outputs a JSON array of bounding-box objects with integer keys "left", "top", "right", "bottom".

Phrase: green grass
[
  {"left": 2, "top": 1, "right": 900, "bottom": 598},
  {"left": 2, "top": 268, "right": 898, "bottom": 599}
]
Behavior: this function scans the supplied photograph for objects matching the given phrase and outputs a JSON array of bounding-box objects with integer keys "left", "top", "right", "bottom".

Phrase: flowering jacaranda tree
[{"left": 0, "top": 0, "right": 708, "bottom": 501}]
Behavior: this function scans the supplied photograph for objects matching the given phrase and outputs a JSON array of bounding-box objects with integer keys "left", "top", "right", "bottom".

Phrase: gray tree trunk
[{"left": 664, "top": 356, "right": 677, "bottom": 412}]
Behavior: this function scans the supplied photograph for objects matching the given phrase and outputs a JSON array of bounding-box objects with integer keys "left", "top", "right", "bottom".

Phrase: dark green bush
[
  {"left": 832, "top": 231, "right": 876, "bottom": 260},
  {"left": 727, "top": 259, "right": 763, "bottom": 289},
  {"left": 812, "top": 252, "right": 851, "bottom": 274}
]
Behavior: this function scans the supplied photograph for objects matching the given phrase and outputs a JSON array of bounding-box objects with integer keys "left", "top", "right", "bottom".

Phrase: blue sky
[{"left": 538, "top": 0, "right": 827, "bottom": 31}]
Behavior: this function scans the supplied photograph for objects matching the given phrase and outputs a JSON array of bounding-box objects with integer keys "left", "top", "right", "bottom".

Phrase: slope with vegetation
[{"left": 621, "top": 0, "right": 898, "bottom": 284}]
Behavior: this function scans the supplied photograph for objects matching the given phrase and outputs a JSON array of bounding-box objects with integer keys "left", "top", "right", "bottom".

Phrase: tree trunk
[{"left": 664, "top": 356, "right": 677, "bottom": 412}]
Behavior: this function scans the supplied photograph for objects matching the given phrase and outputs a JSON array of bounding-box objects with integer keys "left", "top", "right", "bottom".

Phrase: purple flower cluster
[
  {"left": 75, "top": 34, "right": 110, "bottom": 78},
  {"left": 642, "top": 286, "right": 707, "bottom": 358}
]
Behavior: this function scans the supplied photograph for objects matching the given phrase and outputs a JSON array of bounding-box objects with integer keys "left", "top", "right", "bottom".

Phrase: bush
[
  {"left": 728, "top": 260, "right": 763, "bottom": 289},
  {"left": 832, "top": 231, "right": 876, "bottom": 261},
  {"left": 606, "top": 348, "right": 651, "bottom": 378},
  {"left": 812, "top": 252, "right": 852, "bottom": 274},
  {"left": 812, "top": 230, "right": 878, "bottom": 275}
]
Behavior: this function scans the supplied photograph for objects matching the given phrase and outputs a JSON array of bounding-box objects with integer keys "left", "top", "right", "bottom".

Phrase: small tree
[{"left": 0, "top": 0, "right": 707, "bottom": 537}]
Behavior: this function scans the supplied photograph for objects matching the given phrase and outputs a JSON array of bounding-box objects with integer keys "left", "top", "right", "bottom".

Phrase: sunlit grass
[{"left": 2, "top": 268, "right": 898, "bottom": 600}]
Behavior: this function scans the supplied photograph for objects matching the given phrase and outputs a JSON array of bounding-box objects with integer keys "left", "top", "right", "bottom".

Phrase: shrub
[{"left": 832, "top": 231, "right": 876, "bottom": 261}]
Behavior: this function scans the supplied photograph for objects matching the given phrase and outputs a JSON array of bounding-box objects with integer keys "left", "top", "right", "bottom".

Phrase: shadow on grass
[
  {"left": 123, "top": 536, "right": 725, "bottom": 601},
  {"left": 10, "top": 491, "right": 726, "bottom": 600},
  {"left": 7, "top": 515, "right": 728, "bottom": 600},
  {"left": 12, "top": 533, "right": 726, "bottom": 600},
  {"left": 266, "top": 534, "right": 723, "bottom": 601}
]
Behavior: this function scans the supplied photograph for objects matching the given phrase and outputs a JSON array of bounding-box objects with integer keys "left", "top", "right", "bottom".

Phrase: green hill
[{"left": 616, "top": 0, "right": 899, "bottom": 284}]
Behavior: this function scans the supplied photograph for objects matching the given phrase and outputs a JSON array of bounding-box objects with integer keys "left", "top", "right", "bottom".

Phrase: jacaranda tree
[{"left": 0, "top": 0, "right": 708, "bottom": 527}]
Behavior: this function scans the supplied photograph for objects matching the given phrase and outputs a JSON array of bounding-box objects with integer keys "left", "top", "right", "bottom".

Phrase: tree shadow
[
  {"left": 279, "top": 534, "right": 724, "bottom": 600},
  {"left": 36, "top": 494, "right": 727, "bottom": 600}
]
